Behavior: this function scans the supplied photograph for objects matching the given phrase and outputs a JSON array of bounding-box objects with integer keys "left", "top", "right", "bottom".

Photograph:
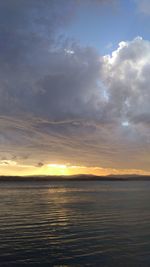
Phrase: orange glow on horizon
[{"left": 0, "top": 160, "right": 150, "bottom": 177}]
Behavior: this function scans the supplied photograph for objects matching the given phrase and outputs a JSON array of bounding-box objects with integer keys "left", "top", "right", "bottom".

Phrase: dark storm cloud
[
  {"left": 0, "top": 0, "right": 75, "bottom": 114},
  {"left": 0, "top": 0, "right": 73, "bottom": 63},
  {"left": 0, "top": 0, "right": 106, "bottom": 119}
]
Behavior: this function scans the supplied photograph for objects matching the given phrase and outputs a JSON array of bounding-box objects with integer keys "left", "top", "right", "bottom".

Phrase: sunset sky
[{"left": 0, "top": 0, "right": 150, "bottom": 176}]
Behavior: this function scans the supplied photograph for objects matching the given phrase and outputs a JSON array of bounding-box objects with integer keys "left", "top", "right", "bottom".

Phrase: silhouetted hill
[{"left": 0, "top": 174, "right": 150, "bottom": 181}]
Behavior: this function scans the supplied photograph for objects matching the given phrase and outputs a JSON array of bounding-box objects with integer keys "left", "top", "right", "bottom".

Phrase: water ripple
[{"left": 0, "top": 180, "right": 150, "bottom": 266}]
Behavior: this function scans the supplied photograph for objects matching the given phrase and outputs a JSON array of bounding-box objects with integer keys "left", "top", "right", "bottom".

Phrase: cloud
[
  {"left": 136, "top": 0, "right": 150, "bottom": 15},
  {"left": 101, "top": 36, "right": 150, "bottom": 126},
  {"left": 37, "top": 162, "right": 44, "bottom": 168},
  {"left": 0, "top": 0, "right": 149, "bottom": 173},
  {"left": 0, "top": 0, "right": 110, "bottom": 120},
  {"left": 1, "top": 36, "right": 150, "bottom": 171},
  {"left": 0, "top": 160, "right": 17, "bottom": 166}
]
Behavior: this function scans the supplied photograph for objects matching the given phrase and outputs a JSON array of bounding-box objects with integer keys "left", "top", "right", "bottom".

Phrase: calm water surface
[{"left": 0, "top": 180, "right": 150, "bottom": 266}]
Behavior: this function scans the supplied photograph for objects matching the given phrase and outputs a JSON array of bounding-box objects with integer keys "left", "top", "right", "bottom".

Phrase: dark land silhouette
[{"left": 0, "top": 174, "right": 150, "bottom": 181}]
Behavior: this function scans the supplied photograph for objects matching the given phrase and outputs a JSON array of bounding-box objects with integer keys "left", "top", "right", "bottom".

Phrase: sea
[{"left": 0, "top": 180, "right": 150, "bottom": 266}]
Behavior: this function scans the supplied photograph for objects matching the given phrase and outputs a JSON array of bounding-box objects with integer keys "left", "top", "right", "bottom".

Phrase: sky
[{"left": 0, "top": 0, "right": 150, "bottom": 176}]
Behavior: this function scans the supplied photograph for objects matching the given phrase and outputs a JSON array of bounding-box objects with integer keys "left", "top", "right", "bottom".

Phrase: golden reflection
[{"left": 45, "top": 187, "right": 72, "bottom": 228}]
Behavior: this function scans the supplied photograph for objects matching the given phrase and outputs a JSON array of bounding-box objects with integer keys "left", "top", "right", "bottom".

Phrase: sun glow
[{"left": 46, "top": 164, "right": 69, "bottom": 175}]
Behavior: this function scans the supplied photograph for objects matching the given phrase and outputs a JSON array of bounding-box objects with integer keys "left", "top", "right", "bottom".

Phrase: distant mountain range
[{"left": 0, "top": 174, "right": 150, "bottom": 181}]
